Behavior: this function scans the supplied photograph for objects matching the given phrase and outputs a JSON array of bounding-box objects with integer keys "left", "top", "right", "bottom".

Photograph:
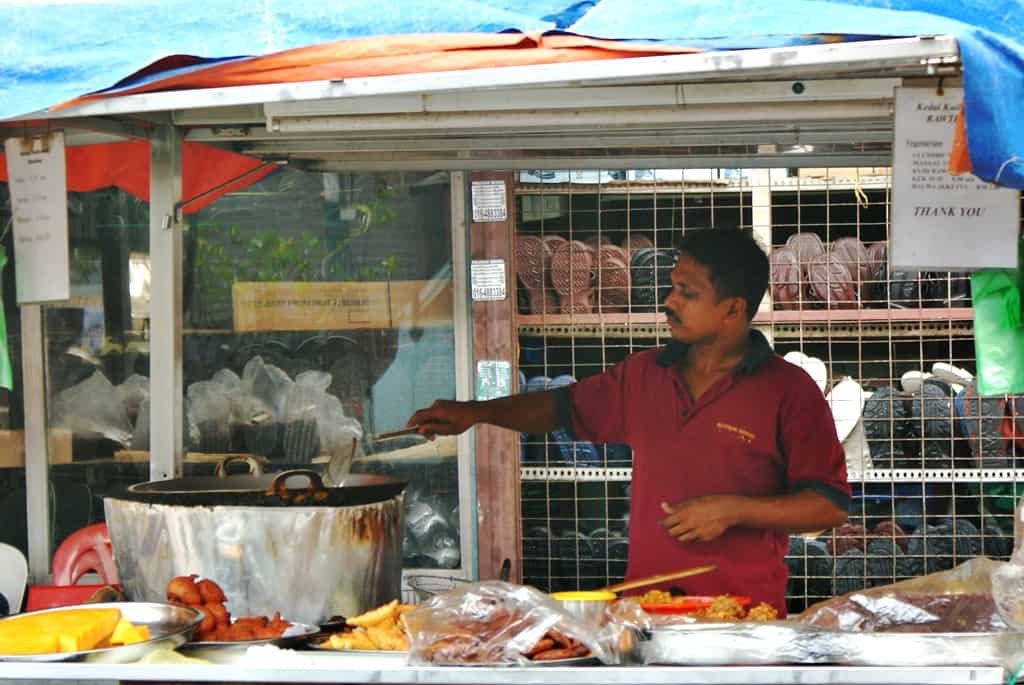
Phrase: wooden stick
[{"left": 601, "top": 564, "right": 717, "bottom": 593}]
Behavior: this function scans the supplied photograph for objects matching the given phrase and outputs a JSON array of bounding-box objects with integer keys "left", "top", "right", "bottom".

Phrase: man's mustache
[{"left": 663, "top": 306, "right": 680, "bottom": 322}]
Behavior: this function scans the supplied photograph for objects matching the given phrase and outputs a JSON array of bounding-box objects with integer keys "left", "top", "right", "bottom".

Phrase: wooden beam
[{"left": 469, "top": 171, "right": 520, "bottom": 582}]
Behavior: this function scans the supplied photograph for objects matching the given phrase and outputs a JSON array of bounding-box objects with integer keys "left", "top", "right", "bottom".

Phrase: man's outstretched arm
[{"left": 407, "top": 390, "right": 562, "bottom": 438}]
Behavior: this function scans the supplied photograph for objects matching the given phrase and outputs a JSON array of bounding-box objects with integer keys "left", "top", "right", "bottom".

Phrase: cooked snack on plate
[
  {"left": 638, "top": 591, "right": 778, "bottom": 621},
  {"left": 322, "top": 599, "right": 414, "bottom": 651},
  {"left": 165, "top": 575, "right": 293, "bottom": 642}
]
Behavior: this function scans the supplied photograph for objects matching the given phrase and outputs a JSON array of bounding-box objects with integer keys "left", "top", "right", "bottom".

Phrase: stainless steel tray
[
  {"left": 0, "top": 601, "right": 202, "bottom": 663},
  {"left": 637, "top": 622, "right": 1024, "bottom": 668},
  {"left": 637, "top": 622, "right": 836, "bottom": 665},
  {"left": 840, "top": 631, "right": 1024, "bottom": 668}
]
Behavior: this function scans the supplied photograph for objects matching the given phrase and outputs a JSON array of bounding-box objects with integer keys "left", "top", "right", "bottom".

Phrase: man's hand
[
  {"left": 408, "top": 400, "right": 481, "bottom": 439},
  {"left": 659, "top": 496, "right": 741, "bottom": 544}
]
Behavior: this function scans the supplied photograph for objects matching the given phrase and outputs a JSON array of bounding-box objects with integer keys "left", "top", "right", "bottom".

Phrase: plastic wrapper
[
  {"left": 114, "top": 374, "right": 150, "bottom": 424},
  {"left": 800, "top": 557, "right": 1011, "bottom": 633},
  {"left": 295, "top": 370, "right": 331, "bottom": 393},
  {"left": 405, "top": 493, "right": 459, "bottom": 569},
  {"left": 404, "top": 581, "right": 635, "bottom": 665},
  {"left": 130, "top": 397, "right": 150, "bottom": 450},
  {"left": 236, "top": 394, "right": 279, "bottom": 457},
  {"left": 52, "top": 370, "right": 133, "bottom": 446},
  {"left": 186, "top": 380, "right": 233, "bottom": 453},
  {"left": 241, "top": 356, "right": 293, "bottom": 421},
  {"left": 211, "top": 368, "right": 241, "bottom": 392},
  {"left": 992, "top": 498, "right": 1024, "bottom": 630}
]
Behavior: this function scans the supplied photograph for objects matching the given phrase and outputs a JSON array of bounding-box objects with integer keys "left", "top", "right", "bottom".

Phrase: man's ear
[{"left": 726, "top": 297, "right": 746, "bottom": 321}]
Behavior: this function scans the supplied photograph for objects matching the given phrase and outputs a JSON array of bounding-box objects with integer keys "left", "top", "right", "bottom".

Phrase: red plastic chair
[
  {"left": 25, "top": 524, "right": 121, "bottom": 611},
  {"left": 51, "top": 523, "right": 119, "bottom": 586}
]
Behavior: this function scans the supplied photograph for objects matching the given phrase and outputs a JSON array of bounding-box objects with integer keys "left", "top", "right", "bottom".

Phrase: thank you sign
[{"left": 891, "top": 87, "right": 1019, "bottom": 271}]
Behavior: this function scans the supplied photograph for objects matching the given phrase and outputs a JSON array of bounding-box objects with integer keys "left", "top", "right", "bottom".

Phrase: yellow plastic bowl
[{"left": 551, "top": 591, "right": 617, "bottom": 601}]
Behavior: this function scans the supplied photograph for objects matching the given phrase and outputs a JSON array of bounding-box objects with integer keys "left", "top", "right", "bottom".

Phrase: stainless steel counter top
[{"left": 0, "top": 655, "right": 1006, "bottom": 685}]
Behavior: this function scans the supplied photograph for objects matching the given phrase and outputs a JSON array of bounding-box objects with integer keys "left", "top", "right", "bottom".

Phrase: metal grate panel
[{"left": 512, "top": 166, "right": 1023, "bottom": 614}]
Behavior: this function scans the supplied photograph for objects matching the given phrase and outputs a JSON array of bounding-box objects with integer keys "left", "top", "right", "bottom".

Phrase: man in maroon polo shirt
[{"left": 408, "top": 228, "right": 849, "bottom": 614}]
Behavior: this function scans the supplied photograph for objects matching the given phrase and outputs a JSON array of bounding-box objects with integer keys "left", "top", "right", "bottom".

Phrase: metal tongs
[{"left": 323, "top": 426, "right": 424, "bottom": 487}]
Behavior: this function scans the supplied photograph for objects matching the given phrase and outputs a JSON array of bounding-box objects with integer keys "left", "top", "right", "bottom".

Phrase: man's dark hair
[{"left": 675, "top": 228, "right": 769, "bottom": 321}]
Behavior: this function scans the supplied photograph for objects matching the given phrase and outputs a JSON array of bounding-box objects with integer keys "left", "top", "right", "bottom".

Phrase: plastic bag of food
[
  {"left": 798, "top": 557, "right": 1010, "bottom": 633},
  {"left": 114, "top": 374, "right": 150, "bottom": 424},
  {"left": 52, "top": 370, "right": 133, "bottom": 445},
  {"left": 212, "top": 368, "right": 241, "bottom": 392},
  {"left": 280, "top": 383, "right": 322, "bottom": 463},
  {"left": 241, "top": 356, "right": 293, "bottom": 421},
  {"left": 295, "top": 370, "right": 332, "bottom": 393},
  {"left": 186, "top": 380, "right": 233, "bottom": 453},
  {"left": 403, "top": 581, "right": 612, "bottom": 665},
  {"left": 316, "top": 392, "right": 362, "bottom": 461},
  {"left": 129, "top": 396, "right": 150, "bottom": 450}
]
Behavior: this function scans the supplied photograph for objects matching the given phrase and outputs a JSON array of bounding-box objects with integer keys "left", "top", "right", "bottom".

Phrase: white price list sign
[
  {"left": 891, "top": 87, "right": 1020, "bottom": 271},
  {"left": 470, "top": 259, "right": 506, "bottom": 301},
  {"left": 471, "top": 180, "right": 507, "bottom": 223},
  {"left": 4, "top": 133, "right": 71, "bottom": 303}
]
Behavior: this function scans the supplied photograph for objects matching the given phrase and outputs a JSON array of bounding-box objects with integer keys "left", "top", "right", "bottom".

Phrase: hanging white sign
[
  {"left": 4, "top": 132, "right": 71, "bottom": 303},
  {"left": 470, "top": 259, "right": 506, "bottom": 301},
  {"left": 471, "top": 180, "right": 507, "bottom": 222},
  {"left": 891, "top": 87, "right": 1019, "bottom": 271}
]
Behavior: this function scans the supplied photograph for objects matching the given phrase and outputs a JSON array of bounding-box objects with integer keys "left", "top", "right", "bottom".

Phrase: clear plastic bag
[
  {"left": 52, "top": 370, "right": 133, "bottom": 445},
  {"left": 186, "top": 380, "right": 233, "bottom": 453},
  {"left": 798, "top": 557, "right": 1010, "bottom": 633},
  {"left": 991, "top": 497, "right": 1024, "bottom": 629},
  {"left": 130, "top": 396, "right": 150, "bottom": 450},
  {"left": 241, "top": 356, "right": 293, "bottom": 421},
  {"left": 114, "top": 374, "right": 150, "bottom": 424},
  {"left": 403, "top": 581, "right": 611, "bottom": 665}
]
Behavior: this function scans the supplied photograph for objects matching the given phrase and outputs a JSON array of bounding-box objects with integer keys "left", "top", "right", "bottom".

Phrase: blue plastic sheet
[
  {"left": 2, "top": 0, "right": 1024, "bottom": 189},
  {"left": 568, "top": 0, "right": 1024, "bottom": 188}
]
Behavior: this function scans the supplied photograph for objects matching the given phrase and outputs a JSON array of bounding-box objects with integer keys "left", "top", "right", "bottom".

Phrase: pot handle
[
  {"left": 214, "top": 455, "right": 265, "bottom": 478},
  {"left": 265, "top": 469, "right": 329, "bottom": 505}
]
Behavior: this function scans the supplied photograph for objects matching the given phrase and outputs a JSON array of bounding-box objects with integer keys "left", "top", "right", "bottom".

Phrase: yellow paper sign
[{"left": 232, "top": 280, "right": 452, "bottom": 332}]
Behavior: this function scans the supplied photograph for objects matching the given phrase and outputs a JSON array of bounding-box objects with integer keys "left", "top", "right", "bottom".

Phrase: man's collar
[{"left": 655, "top": 329, "right": 773, "bottom": 375}]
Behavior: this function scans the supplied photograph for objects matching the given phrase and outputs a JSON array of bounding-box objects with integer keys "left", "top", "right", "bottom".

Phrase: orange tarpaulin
[
  {"left": 0, "top": 140, "right": 276, "bottom": 213},
  {"left": 55, "top": 32, "right": 701, "bottom": 110},
  {"left": 948, "top": 106, "right": 973, "bottom": 176}
]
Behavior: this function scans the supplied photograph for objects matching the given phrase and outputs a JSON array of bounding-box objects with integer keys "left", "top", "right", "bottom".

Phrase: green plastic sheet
[{"left": 971, "top": 240, "right": 1024, "bottom": 395}]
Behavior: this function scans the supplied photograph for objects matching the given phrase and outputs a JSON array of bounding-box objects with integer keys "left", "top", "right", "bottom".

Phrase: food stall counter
[{"left": 0, "top": 661, "right": 1005, "bottom": 685}]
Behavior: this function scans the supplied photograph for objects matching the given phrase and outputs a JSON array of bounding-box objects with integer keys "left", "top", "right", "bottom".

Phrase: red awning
[{"left": 0, "top": 140, "right": 276, "bottom": 214}]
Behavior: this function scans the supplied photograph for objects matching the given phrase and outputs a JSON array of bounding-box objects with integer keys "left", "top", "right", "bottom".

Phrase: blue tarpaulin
[
  {"left": 569, "top": 0, "right": 1024, "bottom": 191},
  {"left": 1, "top": 0, "right": 1022, "bottom": 188}
]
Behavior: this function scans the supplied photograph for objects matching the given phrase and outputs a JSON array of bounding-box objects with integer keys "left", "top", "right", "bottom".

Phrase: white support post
[
  {"left": 751, "top": 153, "right": 774, "bottom": 346},
  {"left": 449, "top": 171, "right": 478, "bottom": 579},
  {"left": 149, "top": 125, "right": 183, "bottom": 481},
  {"left": 20, "top": 304, "right": 51, "bottom": 581}
]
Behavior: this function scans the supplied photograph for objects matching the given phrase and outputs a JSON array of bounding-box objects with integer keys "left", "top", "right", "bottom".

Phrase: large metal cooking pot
[{"left": 104, "top": 457, "right": 406, "bottom": 626}]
